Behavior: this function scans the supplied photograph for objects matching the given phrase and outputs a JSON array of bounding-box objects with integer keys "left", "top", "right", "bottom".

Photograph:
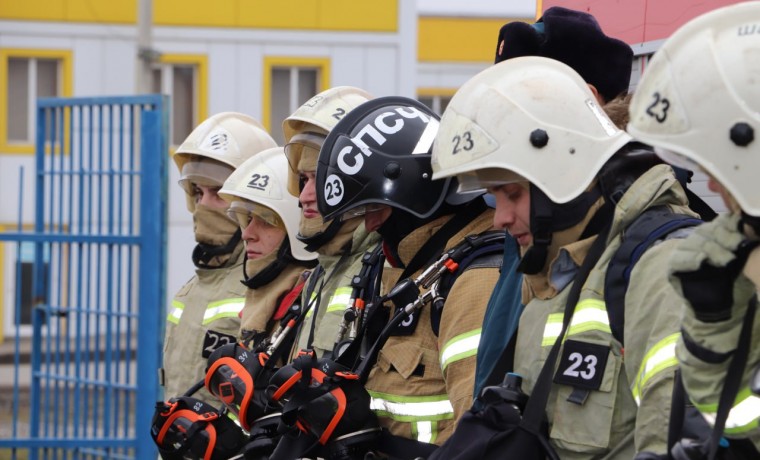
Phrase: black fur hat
[{"left": 495, "top": 6, "right": 633, "bottom": 102}]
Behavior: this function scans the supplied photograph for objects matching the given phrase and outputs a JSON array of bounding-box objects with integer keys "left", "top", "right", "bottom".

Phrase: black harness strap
[
  {"left": 604, "top": 206, "right": 702, "bottom": 344},
  {"left": 397, "top": 198, "right": 487, "bottom": 282},
  {"left": 707, "top": 295, "right": 757, "bottom": 460}
]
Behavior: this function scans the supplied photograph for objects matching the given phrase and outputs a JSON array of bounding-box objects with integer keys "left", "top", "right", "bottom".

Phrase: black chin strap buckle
[{"left": 517, "top": 213, "right": 552, "bottom": 275}]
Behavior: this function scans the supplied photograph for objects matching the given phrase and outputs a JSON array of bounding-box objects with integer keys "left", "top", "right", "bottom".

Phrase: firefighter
[
  {"left": 477, "top": 5, "right": 636, "bottom": 397},
  {"left": 217, "top": 146, "right": 317, "bottom": 354},
  {"left": 314, "top": 96, "right": 500, "bottom": 447},
  {"left": 431, "top": 56, "right": 697, "bottom": 458},
  {"left": 282, "top": 86, "right": 381, "bottom": 359},
  {"left": 162, "top": 112, "right": 276, "bottom": 404},
  {"left": 628, "top": 2, "right": 760, "bottom": 454}
]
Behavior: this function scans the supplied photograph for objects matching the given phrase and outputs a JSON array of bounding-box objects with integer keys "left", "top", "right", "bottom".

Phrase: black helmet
[{"left": 316, "top": 97, "right": 452, "bottom": 221}]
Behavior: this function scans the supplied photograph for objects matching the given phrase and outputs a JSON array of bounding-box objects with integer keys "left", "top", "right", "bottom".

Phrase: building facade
[
  {"left": 1, "top": 0, "right": 739, "bottom": 340},
  {"left": 0, "top": 0, "right": 535, "bottom": 340}
]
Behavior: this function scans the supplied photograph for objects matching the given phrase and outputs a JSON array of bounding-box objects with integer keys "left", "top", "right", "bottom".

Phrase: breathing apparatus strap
[
  {"left": 333, "top": 243, "right": 386, "bottom": 368},
  {"left": 302, "top": 252, "right": 351, "bottom": 352},
  {"left": 706, "top": 294, "right": 757, "bottom": 460},
  {"left": 355, "top": 230, "right": 507, "bottom": 383},
  {"left": 397, "top": 198, "right": 487, "bottom": 281}
]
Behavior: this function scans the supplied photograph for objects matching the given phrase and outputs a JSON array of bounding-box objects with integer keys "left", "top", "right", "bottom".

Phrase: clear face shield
[
  {"left": 226, "top": 200, "right": 285, "bottom": 231},
  {"left": 178, "top": 157, "right": 235, "bottom": 211},
  {"left": 455, "top": 168, "right": 528, "bottom": 194},
  {"left": 337, "top": 203, "right": 389, "bottom": 222},
  {"left": 284, "top": 132, "right": 326, "bottom": 196},
  {"left": 652, "top": 146, "right": 704, "bottom": 175}
]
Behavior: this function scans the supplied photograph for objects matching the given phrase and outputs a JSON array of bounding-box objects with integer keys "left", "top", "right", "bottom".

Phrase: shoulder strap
[
  {"left": 397, "top": 198, "right": 487, "bottom": 282},
  {"left": 706, "top": 294, "right": 757, "bottom": 460},
  {"left": 604, "top": 206, "right": 702, "bottom": 344},
  {"left": 431, "top": 231, "right": 505, "bottom": 336},
  {"left": 520, "top": 223, "right": 611, "bottom": 449}
]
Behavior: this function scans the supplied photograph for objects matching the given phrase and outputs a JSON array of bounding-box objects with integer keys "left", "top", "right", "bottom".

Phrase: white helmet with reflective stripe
[
  {"left": 219, "top": 147, "right": 317, "bottom": 262},
  {"left": 283, "top": 86, "right": 374, "bottom": 141},
  {"left": 431, "top": 56, "right": 631, "bottom": 204},
  {"left": 283, "top": 87, "right": 373, "bottom": 197},
  {"left": 174, "top": 112, "right": 277, "bottom": 173},
  {"left": 627, "top": 2, "right": 760, "bottom": 216}
]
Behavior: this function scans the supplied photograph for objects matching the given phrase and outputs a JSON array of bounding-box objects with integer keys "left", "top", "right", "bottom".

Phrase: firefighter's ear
[{"left": 587, "top": 84, "right": 605, "bottom": 105}]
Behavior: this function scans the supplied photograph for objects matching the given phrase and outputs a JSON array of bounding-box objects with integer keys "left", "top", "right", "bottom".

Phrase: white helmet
[
  {"left": 282, "top": 86, "right": 373, "bottom": 197},
  {"left": 219, "top": 147, "right": 317, "bottom": 262},
  {"left": 627, "top": 2, "right": 760, "bottom": 216},
  {"left": 431, "top": 56, "right": 632, "bottom": 204},
  {"left": 173, "top": 112, "right": 277, "bottom": 211}
]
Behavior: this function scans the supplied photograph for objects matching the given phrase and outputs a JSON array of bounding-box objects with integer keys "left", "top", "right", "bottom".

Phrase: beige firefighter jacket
[
  {"left": 674, "top": 212, "right": 760, "bottom": 449},
  {"left": 514, "top": 165, "right": 695, "bottom": 459},
  {"left": 291, "top": 223, "right": 381, "bottom": 358},
  {"left": 365, "top": 207, "right": 499, "bottom": 445},
  {"left": 162, "top": 243, "right": 245, "bottom": 405},
  {"left": 240, "top": 263, "right": 312, "bottom": 352}
]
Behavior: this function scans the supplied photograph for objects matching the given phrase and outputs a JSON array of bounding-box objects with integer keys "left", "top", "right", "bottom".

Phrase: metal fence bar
[{"left": 0, "top": 95, "right": 168, "bottom": 460}]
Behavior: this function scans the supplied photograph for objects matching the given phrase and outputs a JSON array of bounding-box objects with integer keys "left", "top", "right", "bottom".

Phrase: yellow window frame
[
  {"left": 262, "top": 57, "right": 331, "bottom": 134},
  {"left": 0, "top": 49, "right": 73, "bottom": 154},
  {"left": 158, "top": 54, "right": 208, "bottom": 150}
]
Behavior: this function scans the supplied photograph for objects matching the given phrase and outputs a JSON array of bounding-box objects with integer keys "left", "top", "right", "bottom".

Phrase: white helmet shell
[
  {"left": 174, "top": 112, "right": 277, "bottom": 173},
  {"left": 282, "top": 86, "right": 373, "bottom": 197},
  {"left": 282, "top": 86, "right": 374, "bottom": 142},
  {"left": 627, "top": 2, "right": 760, "bottom": 216},
  {"left": 219, "top": 147, "right": 317, "bottom": 262},
  {"left": 431, "top": 56, "right": 632, "bottom": 204}
]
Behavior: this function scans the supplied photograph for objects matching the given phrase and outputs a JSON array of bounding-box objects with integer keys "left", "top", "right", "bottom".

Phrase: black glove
[
  {"left": 675, "top": 241, "right": 756, "bottom": 322},
  {"left": 670, "top": 213, "right": 759, "bottom": 323}
]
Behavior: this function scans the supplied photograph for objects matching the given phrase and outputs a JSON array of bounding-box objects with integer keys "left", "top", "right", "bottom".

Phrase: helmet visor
[
  {"left": 338, "top": 203, "right": 390, "bottom": 221},
  {"left": 284, "top": 132, "right": 326, "bottom": 174},
  {"left": 179, "top": 158, "right": 235, "bottom": 195},
  {"left": 653, "top": 146, "right": 703, "bottom": 174},
  {"left": 226, "top": 200, "right": 284, "bottom": 230},
  {"left": 455, "top": 168, "right": 527, "bottom": 193}
]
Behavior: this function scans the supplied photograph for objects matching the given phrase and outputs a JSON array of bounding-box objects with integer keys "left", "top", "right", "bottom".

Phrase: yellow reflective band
[
  {"left": 440, "top": 329, "right": 481, "bottom": 372},
  {"left": 632, "top": 333, "right": 680, "bottom": 405},
  {"left": 304, "top": 292, "right": 318, "bottom": 318},
  {"left": 368, "top": 390, "right": 454, "bottom": 423},
  {"left": 226, "top": 411, "right": 240, "bottom": 426},
  {"left": 696, "top": 387, "right": 760, "bottom": 435},
  {"left": 202, "top": 298, "right": 245, "bottom": 325},
  {"left": 541, "top": 299, "right": 611, "bottom": 346},
  {"left": 326, "top": 287, "right": 352, "bottom": 313},
  {"left": 542, "top": 313, "right": 564, "bottom": 346},
  {"left": 566, "top": 299, "right": 611, "bottom": 337},
  {"left": 167, "top": 300, "right": 184, "bottom": 325}
]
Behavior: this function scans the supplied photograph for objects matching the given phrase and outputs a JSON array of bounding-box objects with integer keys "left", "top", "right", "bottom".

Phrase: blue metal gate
[{"left": 0, "top": 95, "right": 169, "bottom": 460}]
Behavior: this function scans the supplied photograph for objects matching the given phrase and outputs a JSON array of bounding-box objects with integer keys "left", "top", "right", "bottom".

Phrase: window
[
  {"left": 417, "top": 90, "right": 454, "bottom": 116},
  {"left": 0, "top": 234, "right": 52, "bottom": 339},
  {"left": 263, "top": 58, "right": 330, "bottom": 145},
  {"left": 154, "top": 55, "right": 208, "bottom": 147},
  {"left": 1, "top": 49, "right": 72, "bottom": 154}
]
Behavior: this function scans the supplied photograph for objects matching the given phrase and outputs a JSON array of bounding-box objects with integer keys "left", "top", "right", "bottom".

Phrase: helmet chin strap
[
  {"left": 517, "top": 184, "right": 603, "bottom": 275},
  {"left": 297, "top": 218, "right": 344, "bottom": 252},
  {"left": 241, "top": 239, "right": 292, "bottom": 289},
  {"left": 241, "top": 239, "right": 316, "bottom": 289},
  {"left": 192, "top": 228, "right": 242, "bottom": 268}
]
